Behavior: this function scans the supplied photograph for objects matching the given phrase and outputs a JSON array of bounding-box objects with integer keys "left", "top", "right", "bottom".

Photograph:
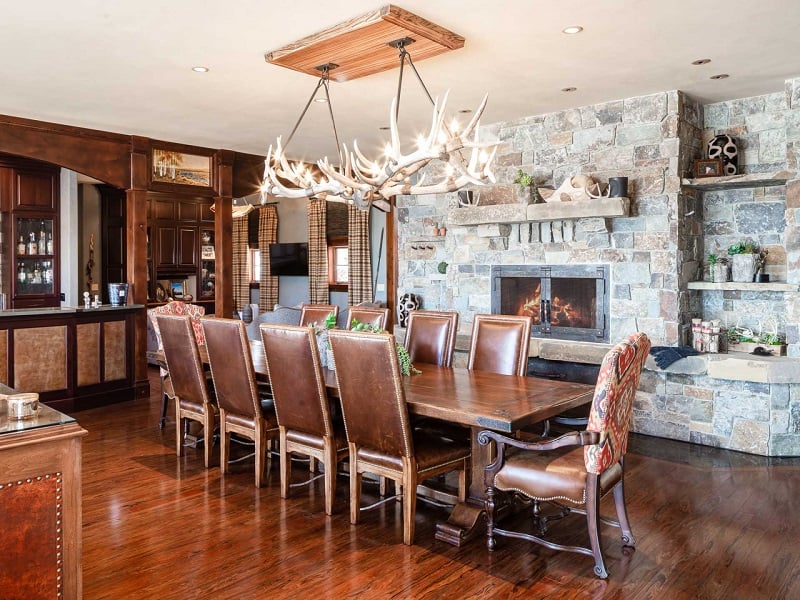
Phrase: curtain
[
  {"left": 258, "top": 205, "right": 279, "bottom": 311},
  {"left": 307, "top": 199, "right": 329, "bottom": 304},
  {"left": 232, "top": 215, "right": 250, "bottom": 312},
  {"left": 348, "top": 204, "right": 373, "bottom": 305}
]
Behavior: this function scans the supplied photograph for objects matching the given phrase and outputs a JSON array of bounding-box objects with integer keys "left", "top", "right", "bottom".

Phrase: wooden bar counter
[
  {"left": 0, "top": 383, "right": 87, "bottom": 599},
  {"left": 0, "top": 305, "right": 142, "bottom": 411}
]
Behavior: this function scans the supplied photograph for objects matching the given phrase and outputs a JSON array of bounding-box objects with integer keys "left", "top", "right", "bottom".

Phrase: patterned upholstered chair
[
  {"left": 467, "top": 314, "right": 532, "bottom": 376},
  {"left": 478, "top": 332, "right": 650, "bottom": 578},
  {"left": 147, "top": 301, "right": 206, "bottom": 428}
]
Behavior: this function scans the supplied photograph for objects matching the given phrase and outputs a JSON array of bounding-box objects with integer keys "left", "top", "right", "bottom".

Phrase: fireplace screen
[{"left": 492, "top": 265, "right": 609, "bottom": 342}]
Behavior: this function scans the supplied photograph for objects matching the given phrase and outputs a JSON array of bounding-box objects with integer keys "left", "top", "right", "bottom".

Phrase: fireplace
[{"left": 491, "top": 265, "right": 610, "bottom": 342}]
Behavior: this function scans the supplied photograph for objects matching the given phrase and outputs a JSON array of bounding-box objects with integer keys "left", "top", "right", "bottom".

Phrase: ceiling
[{"left": 2, "top": 1, "right": 799, "bottom": 168}]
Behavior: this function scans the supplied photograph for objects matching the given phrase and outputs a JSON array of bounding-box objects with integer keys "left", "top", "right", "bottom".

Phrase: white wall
[{"left": 59, "top": 169, "right": 79, "bottom": 306}]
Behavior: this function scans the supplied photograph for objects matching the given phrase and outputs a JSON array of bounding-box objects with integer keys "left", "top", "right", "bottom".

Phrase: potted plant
[
  {"left": 707, "top": 253, "right": 729, "bottom": 283},
  {"left": 350, "top": 320, "right": 420, "bottom": 375},
  {"left": 727, "top": 241, "right": 764, "bottom": 282},
  {"left": 513, "top": 169, "right": 541, "bottom": 204}
]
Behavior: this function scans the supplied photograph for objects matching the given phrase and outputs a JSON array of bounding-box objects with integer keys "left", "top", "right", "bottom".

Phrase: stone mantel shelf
[
  {"left": 688, "top": 281, "right": 799, "bottom": 292},
  {"left": 681, "top": 170, "right": 794, "bottom": 191},
  {"left": 446, "top": 197, "right": 630, "bottom": 227}
]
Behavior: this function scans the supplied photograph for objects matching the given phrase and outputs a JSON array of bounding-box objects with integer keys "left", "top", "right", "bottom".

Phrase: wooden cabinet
[
  {"left": 0, "top": 156, "right": 60, "bottom": 308},
  {"left": 147, "top": 193, "right": 214, "bottom": 311}
]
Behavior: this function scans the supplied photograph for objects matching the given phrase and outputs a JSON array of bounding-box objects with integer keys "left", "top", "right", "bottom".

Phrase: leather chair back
[
  {"left": 148, "top": 301, "right": 206, "bottom": 376},
  {"left": 585, "top": 332, "right": 650, "bottom": 474},
  {"left": 300, "top": 304, "right": 339, "bottom": 327},
  {"left": 467, "top": 314, "right": 532, "bottom": 376},
  {"left": 404, "top": 310, "right": 459, "bottom": 367},
  {"left": 260, "top": 324, "right": 332, "bottom": 437},
  {"left": 329, "top": 330, "right": 413, "bottom": 458},
  {"left": 156, "top": 314, "right": 210, "bottom": 406},
  {"left": 202, "top": 317, "right": 260, "bottom": 419},
  {"left": 346, "top": 306, "right": 390, "bottom": 330}
]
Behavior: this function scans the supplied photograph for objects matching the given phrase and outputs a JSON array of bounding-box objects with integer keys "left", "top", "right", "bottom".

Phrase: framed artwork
[
  {"left": 170, "top": 280, "right": 185, "bottom": 299},
  {"left": 694, "top": 158, "right": 724, "bottom": 178},
  {"left": 201, "top": 245, "right": 215, "bottom": 260},
  {"left": 151, "top": 148, "right": 212, "bottom": 187}
]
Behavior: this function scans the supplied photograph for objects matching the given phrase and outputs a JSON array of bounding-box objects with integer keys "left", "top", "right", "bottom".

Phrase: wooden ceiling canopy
[{"left": 264, "top": 5, "right": 465, "bottom": 82}]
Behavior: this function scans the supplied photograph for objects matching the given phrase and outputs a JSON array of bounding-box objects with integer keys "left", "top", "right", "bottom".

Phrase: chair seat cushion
[
  {"left": 286, "top": 424, "right": 348, "bottom": 453},
  {"left": 225, "top": 410, "right": 278, "bottom": 431},
  {"left": 413, "top": 434, "right": 470, "bottom": 474},
  {"left": 493, "top": 446, "right": 622, "bottom": 505},
  {"left": 178, "top": 398, "right": 217, "bottom": 415}
]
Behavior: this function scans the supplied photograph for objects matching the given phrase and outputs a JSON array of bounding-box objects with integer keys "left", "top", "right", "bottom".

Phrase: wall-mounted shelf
[
  {"left": 447, "top": 197, "right": 629, "bottom": 226},
  {"left": 687, "top": 281, "right": 799, "bottom": 292},
  {"left": 681, "top": 170, "right": 793, "bottom": 191}
]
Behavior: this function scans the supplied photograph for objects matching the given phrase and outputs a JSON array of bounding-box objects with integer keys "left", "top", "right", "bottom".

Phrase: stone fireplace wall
[
  {"left": 397, "top": 90, "right": 703, "bottom": 346},
  {"left": 396, "top": 77, "right": 800, "bottom": 457}
]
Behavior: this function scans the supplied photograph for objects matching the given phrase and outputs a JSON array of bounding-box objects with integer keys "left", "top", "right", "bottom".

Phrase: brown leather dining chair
[
  {"left": 300, "top": 304, "right": 339, "bottom": 327},
  {"left": 156, "top": 314, "right": 218, "bottom": 468},
  {"left": 346, "top": 306, "right": 390, "bottom": 330},
  {"left": 404, "top": 310, "right": 459, "bottom": 367},
  {"left": 468, "top": 313, "right": 532, "bottom": 376},
  {"left": 478, "top": 332, "right": 651, "bottom": 578},
  {"left": 201, "top": 317, "right": 279, "bottom": 487},
  {"left": 259, "top": 323, "right": 348, "bottom": 515},
  {"left": 329, "top": 329, "right": 471, "bottom": 545}
]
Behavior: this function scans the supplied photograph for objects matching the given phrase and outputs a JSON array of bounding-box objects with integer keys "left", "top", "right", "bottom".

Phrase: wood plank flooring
[{"left": 77, "top": 368, "right": 800, "bottom": 599}]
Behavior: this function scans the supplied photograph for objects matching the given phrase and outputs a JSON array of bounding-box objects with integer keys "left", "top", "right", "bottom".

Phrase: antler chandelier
[{"left": 261, "top": 38, "right": 499, "bottom": 212}]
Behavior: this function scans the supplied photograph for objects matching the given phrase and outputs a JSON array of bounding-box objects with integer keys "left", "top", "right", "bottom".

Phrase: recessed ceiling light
[
  {"left": 561, "top": 87, "right": 577, "bottom": 92},
  {"left": 710, "top": 73, "right": 729, "bottom": 80},
  {"left": 191, "top": 66, "right": 209, "bottom": 73},
  {"left": 562, "top": 26, "right": 583, "bottom": 34},
  {"left": 691, "top": 58, "right": 711, "bottom": 65}
]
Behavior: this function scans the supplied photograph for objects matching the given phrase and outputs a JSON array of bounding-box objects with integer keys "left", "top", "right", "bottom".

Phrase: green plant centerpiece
[
  {"left": 310, "top": 313, "right": 339, "bottom": 368},
  {"left": 350, "top": 319, "right": 420, "bottom": 376}
]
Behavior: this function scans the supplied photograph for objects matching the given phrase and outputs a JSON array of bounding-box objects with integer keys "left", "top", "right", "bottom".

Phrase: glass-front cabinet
[{"left": 13, "top": 217, "right": 57, "bottom": 302}]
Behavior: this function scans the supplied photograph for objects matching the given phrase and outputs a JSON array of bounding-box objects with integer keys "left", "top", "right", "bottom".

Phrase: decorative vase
[
  {"left": 707, "top": 134, "right": 738, "bottom": 176},
  {"left": 711, "top": 263, "right": 729, "bottom": 283},
  {"left": 731, "top": 254, "right": 757, "bottom": 282},
  {"left": 316, "top": 330, "right": 329, "bottom": 369},
  {"left": 397, "top": 293, "right": 420, "bottom": 327}
]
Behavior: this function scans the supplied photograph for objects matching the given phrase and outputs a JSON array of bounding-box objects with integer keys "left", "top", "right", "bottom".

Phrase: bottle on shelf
[
  {"left": 27, "top": 231, "right": 38, "bottom": 255},
  {"left": 32, "top": 262, "right": 41, "bottom": 285},
  {"left": 43, "top": 260, "right": 53, "bottom": 284},
  {"left": 46, "top": 232, "right": 54, "bottom": 255},
  {"left": 17, "top": 262, "right": 25, "bottom": 284},
  {"left": 17, "top": 235, "right": 25, "bottom": 255},
  {"left": 39, "top": 225, "right": 46, "bottom": 251}
]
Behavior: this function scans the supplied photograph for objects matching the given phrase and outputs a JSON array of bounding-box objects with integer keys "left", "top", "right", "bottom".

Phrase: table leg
[{"left": 435, "top": 426, "right": 495, "bottom": 547}]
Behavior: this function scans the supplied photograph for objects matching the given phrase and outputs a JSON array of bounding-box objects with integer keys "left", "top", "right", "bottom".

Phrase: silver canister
[{"left": 7, "top": 393, "right": 40, "bottom": 420}]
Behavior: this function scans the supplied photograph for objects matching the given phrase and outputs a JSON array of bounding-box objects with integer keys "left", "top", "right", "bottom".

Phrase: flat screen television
[{"left": 268, "top": 242, "right": 309, "bottom": 276}]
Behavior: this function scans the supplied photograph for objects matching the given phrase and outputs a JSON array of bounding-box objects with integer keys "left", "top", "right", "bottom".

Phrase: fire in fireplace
[{"left": 491, "top": 265, "right": 610, "bottom": 342}]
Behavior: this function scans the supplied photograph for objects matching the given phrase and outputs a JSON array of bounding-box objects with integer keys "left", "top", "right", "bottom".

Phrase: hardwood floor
[{"left": 78, "top": 368, "right": 800, "bottom": 599}]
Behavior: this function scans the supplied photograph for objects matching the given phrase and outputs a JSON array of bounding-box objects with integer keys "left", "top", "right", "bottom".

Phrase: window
[
  {"left": 328, "top": 238, "right": 348, "bottom": 290},
  {"left": 248, "top": 248, "right": 261, "bottom": 283}
]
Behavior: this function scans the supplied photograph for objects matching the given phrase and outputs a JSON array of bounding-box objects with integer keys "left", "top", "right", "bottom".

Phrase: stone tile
[
  {"left": 770, "top": 433, "right": 800, "bottom": 455},
  {"left": 729, "top": 419, "right": 769, "bottom": 455},
  {"left": 617, "top": 123, "right": 663, "bottom": 146},
  {"left": 759, "top": 128, "right": 787, "bottom": 164},
  {"left": 704, "top": 103, "right": 729, "bottom": 129},
  {"left": 733, "top": 201, "right": 786, "bottom": 235}
]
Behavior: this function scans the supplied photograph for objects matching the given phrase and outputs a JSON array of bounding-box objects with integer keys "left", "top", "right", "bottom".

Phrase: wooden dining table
[{"left": 150, "top": 340, "right": 595, "bottom": 546}]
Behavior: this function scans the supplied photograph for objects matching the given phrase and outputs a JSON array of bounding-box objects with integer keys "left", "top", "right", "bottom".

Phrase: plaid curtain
[
  {"left": 232, "top": 215, "right": 250, "bottom": 312},
  {"left": 348, "top": 204, "right": 373, "bottom": 304},
  {"left": 258, "top": 205, "right": 279, "bottom": 311},
  {"left": 307, "top": 199, "right": 329, "bottom": 303}
]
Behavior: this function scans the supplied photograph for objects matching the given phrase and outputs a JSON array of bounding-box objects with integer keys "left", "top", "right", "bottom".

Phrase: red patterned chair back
[
  {"left": 584, "top": 332, "right": 650, "bottom": 474},
  {"left": 148, "top": 301, "right": 206, "bottom": 376}
]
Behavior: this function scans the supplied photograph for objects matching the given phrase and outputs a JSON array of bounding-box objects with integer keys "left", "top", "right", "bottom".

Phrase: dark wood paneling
[
  {"left": 177, "top": 201, "right": 199, "bottom": 222},
  {"left": 14, "top": 170, "right": 56, "bottom": 211},
  {"left": 153, "top": 199, "right": 175, "bottom": 221},
  {"left": 100, "top": 186, "right": 127, "bottom": 303},
  {"left": 177, "top": 227, "right": 197, "bottom": 268},
  {"left": 156, "top": 227, "right": 177, "bottom": 269}
]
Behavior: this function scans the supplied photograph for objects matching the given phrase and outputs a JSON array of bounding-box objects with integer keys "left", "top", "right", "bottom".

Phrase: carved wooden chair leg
[
  {"left": 585, "top": 477, "right": 608, "bottom": 579},
  {"left": 612, "top": 471, "right": 636, "bottom": 547},
  {"left": 486, "top": 486, "right": 497, "bottom": 551}
]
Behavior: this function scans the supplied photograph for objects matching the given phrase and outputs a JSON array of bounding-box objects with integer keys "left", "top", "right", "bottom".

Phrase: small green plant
[
  {"left": 350, "top": 319, "right": 420, "bottom": 375},
  {"left": 727, "top": 241, "right": 759, "bottom": 255},
  {"left": 324, "top": 312, "right": 337, "bottom": 330},
  {"left": 514, "top": 169, "right": 533, "bottom": 187},
  {"left": 707, "top": 253, "right": 718, "bottom": 266}
]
